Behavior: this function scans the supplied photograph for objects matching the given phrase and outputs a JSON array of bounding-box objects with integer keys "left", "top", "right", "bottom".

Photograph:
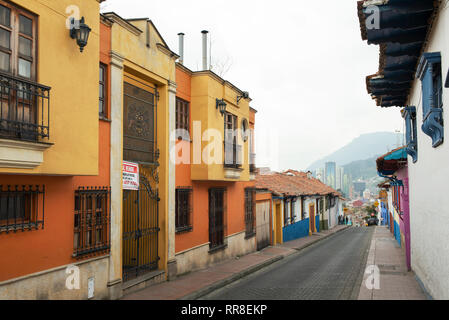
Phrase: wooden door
[
  {"left": 309, "top": 203, "right": 315, "bottom": 233},
  {"left": 256, "top": 201, "right": 270, "bottom": 250}
]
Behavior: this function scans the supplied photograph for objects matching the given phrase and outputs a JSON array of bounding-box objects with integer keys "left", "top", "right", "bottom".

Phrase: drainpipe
[{"left": 178, "top": 32, "right": 185, "bottom": 64}]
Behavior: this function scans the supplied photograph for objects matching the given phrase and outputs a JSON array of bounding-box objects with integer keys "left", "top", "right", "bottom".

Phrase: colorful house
[
  {"left": 255, "top": 170, "right": 342, "bottom": 244},
  {"left": 376, "top": 147, "right": 411, "bottom": 270},
  {"left": 357, "top": 0, "right": 449, "bottom": 298},
  {"left": 0, "top": 0, "right": 110, "bottom": 299},
  {"left": 173, "top": 38, "right": 257, "bottom": 276}
]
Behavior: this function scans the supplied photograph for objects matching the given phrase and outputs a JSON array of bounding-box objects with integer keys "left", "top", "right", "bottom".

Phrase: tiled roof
[{"left": 255, "top": 169, "right": 342, "bottom": 198}]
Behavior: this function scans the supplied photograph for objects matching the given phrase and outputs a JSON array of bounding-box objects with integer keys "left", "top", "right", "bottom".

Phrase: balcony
[{"left": 0, "top": 73, "right": 52, "bottom": 169}]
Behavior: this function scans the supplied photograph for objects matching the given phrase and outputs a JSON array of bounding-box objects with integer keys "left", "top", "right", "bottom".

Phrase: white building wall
[{"left": 406, "top": 6, "right": 449, "bottom": 299}]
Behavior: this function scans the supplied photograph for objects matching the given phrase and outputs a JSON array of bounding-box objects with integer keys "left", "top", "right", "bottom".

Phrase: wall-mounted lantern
[
  {"left": 216, "top": 98, "right": 227, "bottom": 116},
  {"left": 236, "top": 91, "right": 249, "bottom": 105},
  {"left": 70, "top": 17, "right": 91, "bottom": 52}
]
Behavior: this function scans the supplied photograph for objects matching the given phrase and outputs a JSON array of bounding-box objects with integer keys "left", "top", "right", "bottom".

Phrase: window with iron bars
[
  {"left": 244, "top": 188, "right": 256, "bottom": 238},
  {"left": 176, "top": 187, "right": 193, "bottom": 233},
  {"left": 290, "top": 198, "right": 297, "bottom": 224},
  {"left": 0, "top": 184, "right": 44, "bottom": 233},
  {"left": 73, "top": 187, "right": 111, "bottom": 259},
  {"left": 209, "top": 188, "right": 227, "bottom": 252}
]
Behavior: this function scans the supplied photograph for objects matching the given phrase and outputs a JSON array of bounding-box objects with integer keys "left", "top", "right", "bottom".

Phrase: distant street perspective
[{"left": 202, "top": 228, "right": 373, "bottom": 300}]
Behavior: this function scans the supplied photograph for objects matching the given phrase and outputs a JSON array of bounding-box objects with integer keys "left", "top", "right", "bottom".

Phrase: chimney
[
  {"left": 178, "top": 32, "right": 184, "bottom": 64},
  {"left": 201, "top": 30, "right": 208, "bottom": 70}
]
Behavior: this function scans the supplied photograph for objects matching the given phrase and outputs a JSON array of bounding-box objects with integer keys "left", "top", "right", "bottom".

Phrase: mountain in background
[
  {"left": 342, "top": 156, "right": 378, "bottom": 181},
  {"left": 307, "top": 132, "right": 402, "bottom": 171}
]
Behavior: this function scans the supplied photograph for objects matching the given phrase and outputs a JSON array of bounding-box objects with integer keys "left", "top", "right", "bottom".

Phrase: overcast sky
[{"left": 101, "top": 0, "right": 404, "bottom": 171}]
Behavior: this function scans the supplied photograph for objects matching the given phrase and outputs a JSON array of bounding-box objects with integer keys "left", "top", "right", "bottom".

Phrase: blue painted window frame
[
  {"left": 402, "top": 106, "right": 418, "bottom": 163},
  {"left": 416, "top": 52, "right": 444, "bottom": 148}
]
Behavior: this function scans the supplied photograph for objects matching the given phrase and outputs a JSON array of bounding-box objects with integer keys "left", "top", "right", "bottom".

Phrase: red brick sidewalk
[
  {"left": 358, "top": 226, "right": 427, "bottom": 300},
  {"left": 121, "top": 225, "right": 350, "bottom": 300}
]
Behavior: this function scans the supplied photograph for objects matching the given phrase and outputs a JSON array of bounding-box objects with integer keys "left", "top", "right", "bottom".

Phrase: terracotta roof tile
[{"left": 255, "top": 169, "right": 342, "bottom": 198}]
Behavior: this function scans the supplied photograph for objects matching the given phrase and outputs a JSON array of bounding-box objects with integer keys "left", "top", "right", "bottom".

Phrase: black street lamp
[
  {"left": 70, "top": 17, "right": 91, "bottom": 52},
  {"left": 216, "top": 98, "right": 227, "bottom": 116}
]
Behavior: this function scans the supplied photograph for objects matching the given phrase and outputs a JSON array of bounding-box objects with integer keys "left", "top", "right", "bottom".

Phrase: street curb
[
  {"left": 179, "top": 255, "right": 284, "bottom": 300},
  {"left": 179, "top": 226, "right": 351, "bottom": 300}
]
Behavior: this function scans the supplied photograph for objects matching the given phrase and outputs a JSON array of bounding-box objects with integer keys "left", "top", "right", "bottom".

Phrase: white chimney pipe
[
  {"left": 201, "top": 30, "right": 208, "bottom": 71},
  {"left": 178, "top": 32, "right": 184, "bottom": 64}
]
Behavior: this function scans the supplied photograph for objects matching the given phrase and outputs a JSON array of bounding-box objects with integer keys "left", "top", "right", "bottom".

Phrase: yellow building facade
[{"left": 102, "top": 13, "right": 178, "bottom": 295}]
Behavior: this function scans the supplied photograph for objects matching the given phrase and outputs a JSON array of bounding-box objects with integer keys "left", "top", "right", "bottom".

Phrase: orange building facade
[
  {"left": 0, "top": 1, "right": 114, "bottom": 299},
  {"left": 173, "top": 63, "right": 257, "bottom": 275}
]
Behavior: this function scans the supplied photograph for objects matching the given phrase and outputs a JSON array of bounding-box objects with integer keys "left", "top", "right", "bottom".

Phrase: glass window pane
[
  {"left": 0, "top": 51, "right": 9, "bottom": 72},
  {"left": 0, "top": 5, "right": 10, "bottom": 27},
  {"left": 19, "top": 15, "right": 32, "bottom": 36},
  {"left": 99, "top": 66, "right": 104, "bottom": 81},
  {"left": 99, "top": 84, "right": 103, "bottom": 98},
  {"left": 19, "top": 36, "right": 32, "bottom": 57},
  {"left": 0, "top": 28, "right": 10, "bottom": 49},
  {"left": 18, "top": 58, "right": 31, "bottom": 78}
]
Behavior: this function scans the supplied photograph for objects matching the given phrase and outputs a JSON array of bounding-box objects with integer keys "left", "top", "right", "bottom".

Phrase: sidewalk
[
  {"left": 358, "top": 226, "right": 427, "bottom": 300},
  {"left": 121, "top": 224, "right": 350, "bottom": 300}
]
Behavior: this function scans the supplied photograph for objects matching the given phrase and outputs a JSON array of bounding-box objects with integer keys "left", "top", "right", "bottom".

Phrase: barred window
[
  {"left": 99, "top": 63, "right": 107, "bottom": 118},
  {"left": 209, "top": 188, "right": 227, "bottom": 251},
  {"left": 176, "top": 97, "right": 189, "bottom": 133},
  {"left": 176, "top": 187, "right": 193, "bottom": 233},
  {"left": 0, "top": 184, "right": 44, "bottom": 233},
  {"left": 291, "top": 198, "right": 296, "bottom": 223},
  {"left": 244, "top": 188, "right": 256, "bottom": 238},
  {"left": 73, "top": 187, "right": 111, "bottom": 259}
]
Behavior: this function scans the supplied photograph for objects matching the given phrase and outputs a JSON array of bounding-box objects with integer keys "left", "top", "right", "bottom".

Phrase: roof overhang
[
  {"left": 357, "top": 0, "right": 440, "bottom": 107},
  {"left": 376, "top": 146, "right": 407, "bottom": 175}
]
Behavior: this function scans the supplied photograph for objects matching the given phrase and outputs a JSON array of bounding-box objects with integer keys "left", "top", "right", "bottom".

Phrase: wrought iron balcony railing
[
  {"left": 0, "top": 72, "right": 51, "bottom": 142},
  {"left": 224, "top": 141, "right": 242, "bottom": 168}
]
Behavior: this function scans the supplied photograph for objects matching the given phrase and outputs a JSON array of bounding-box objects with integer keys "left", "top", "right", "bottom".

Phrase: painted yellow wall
[
  {"left": 190, "top": 71, "right": 251, "bottom": 181},
  {"left": 1, "top": 0, "right": 100, "bottom": 176}
]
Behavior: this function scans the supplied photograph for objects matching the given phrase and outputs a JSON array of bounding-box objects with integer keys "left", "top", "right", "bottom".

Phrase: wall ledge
[{"left": 0, "top": 138, "right": 53, "bottom": 169}]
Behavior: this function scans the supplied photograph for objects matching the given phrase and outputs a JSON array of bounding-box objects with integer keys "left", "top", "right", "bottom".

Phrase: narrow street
[{"left": 202, "top": 227, "right": 374, "bottom": 300}]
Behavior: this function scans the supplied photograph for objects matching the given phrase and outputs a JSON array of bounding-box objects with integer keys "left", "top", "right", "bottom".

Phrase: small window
[
  {"left": 99, "top": 63, "right": 107, "bottom": 118},
  {"left": 73, "top": 187, "right": 111, "bottom": 259},
  {"left": 0, "top": 185, "right": 45, "bottom": 233},
  {"left": 176, "top": 97, "right": 189, "bottom": 134},
  {"left": 175, "top": 188, "right": 193, "bottom": 233}
]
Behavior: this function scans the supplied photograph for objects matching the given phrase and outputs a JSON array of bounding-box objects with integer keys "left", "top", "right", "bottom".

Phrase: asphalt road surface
[{"left": 202, "top": 227, "right": 374, "bottom": 300}]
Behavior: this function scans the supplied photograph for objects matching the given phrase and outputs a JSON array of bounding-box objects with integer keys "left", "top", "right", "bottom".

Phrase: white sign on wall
[{"left": 123, "top": 161, "right": 139, "bottom": 190}]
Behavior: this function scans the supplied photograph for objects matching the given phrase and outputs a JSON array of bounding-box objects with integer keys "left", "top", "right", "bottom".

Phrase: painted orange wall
[{"left": 0, "top": 20, "right": 112, "bottom": 282}]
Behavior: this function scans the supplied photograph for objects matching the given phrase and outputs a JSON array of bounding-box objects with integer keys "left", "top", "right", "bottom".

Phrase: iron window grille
[
  {"left": 73, "top": 187, "right": 111, "bottom": 259},
  {"left": 176, "top": 97, "right": 189, "bottom": 134},
  {"left": 0, "top": 184, "right": 44, "bottom": 233},
  {"left": 284, "top": 199, "right": 290, "bottom": 226},
  {"left": 209, "top": 187, "right": 227, "bottom": 252},
  {"left": 290, "top": 198, "right": 297, "bottom": 223},
  {"left": 99, "top": 63, "right": 107, "bottom": 119},
  {"left": 175, "top": 187, "right": 193, "bottom": 233},
  {"left": 244, "top": 188, "right": 256, "bottom": 238}
]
